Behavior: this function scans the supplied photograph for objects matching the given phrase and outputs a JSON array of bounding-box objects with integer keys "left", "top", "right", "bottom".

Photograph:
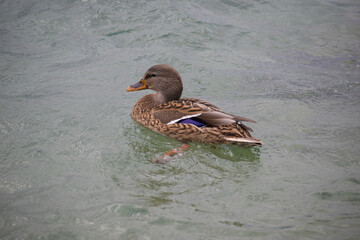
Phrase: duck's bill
[{"left": 126, "top": 80, "right": 147, "bottom": 92}]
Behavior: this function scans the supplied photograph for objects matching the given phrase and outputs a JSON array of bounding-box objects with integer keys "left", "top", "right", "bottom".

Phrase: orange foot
[{"left": 152, "top": 144, "right": 190, "bottom": 163}]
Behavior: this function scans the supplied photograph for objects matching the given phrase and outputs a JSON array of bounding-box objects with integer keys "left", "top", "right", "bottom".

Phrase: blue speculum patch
[{"left": 178, "top": 118, "right": 207, "bottom": 127}]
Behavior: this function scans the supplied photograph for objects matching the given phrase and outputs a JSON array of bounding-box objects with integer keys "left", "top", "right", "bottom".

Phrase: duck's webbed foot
[{"left": 152, "top": 144, "right": 190, "bottom": 163}]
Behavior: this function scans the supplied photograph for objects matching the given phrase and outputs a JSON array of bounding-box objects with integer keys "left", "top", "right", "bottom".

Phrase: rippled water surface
[{"left": 1, "top": 0, "right": 360, "bottom": 239}]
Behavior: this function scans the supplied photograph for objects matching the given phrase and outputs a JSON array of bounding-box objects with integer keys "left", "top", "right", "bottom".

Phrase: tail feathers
[
  {"left": 238, "top": 122, "right": 254, "bottom": 132},
  {"left": 224, "top": 137, "right": 262, "bottom": 146}
]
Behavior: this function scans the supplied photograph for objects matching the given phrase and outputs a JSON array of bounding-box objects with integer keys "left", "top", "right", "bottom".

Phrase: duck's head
[{"left": 127, "top": 64, "right": 183, "bottom": 102}]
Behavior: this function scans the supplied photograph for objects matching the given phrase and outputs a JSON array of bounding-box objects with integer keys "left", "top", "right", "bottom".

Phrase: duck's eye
[{"left": 145, "top": 73, "right": 156, "bottom": 79}]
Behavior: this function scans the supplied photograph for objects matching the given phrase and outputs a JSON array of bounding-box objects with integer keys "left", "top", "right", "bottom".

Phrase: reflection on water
[{"left": 125, "top": 121, "right": 261, "bottom": 163}]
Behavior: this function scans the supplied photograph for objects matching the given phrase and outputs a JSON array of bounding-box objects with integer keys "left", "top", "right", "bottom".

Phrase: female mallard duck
[{"left": 126, "top": 64, "right": 262, "bottom": 147}]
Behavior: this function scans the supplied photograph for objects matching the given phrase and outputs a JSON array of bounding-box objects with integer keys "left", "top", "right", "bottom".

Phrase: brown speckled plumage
[{"left": 127, "top": 64, "right": 262, "bottom": 147}]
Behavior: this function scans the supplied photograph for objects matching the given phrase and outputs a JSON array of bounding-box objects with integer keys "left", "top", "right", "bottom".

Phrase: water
[{"left": 1, "top": 0, "right": 359, "bottom": 239}]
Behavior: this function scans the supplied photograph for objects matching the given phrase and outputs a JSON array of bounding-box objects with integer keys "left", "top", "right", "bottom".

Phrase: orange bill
[{"left": 126, "top": 78, "right": 147, "bottom": 92}]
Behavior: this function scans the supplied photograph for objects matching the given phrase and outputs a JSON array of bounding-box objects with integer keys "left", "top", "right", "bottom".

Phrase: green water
[{"left": 1, "top": 0, "right": 360, "bottom": 239}]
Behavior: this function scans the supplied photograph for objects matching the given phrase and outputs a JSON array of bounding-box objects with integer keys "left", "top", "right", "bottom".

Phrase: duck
[{"left": 126, "top": 64, "right": 262, "bottom": 147}]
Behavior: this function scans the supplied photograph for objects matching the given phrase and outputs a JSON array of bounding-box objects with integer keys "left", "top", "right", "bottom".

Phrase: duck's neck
[
  {"left": 134, "top": 92, "right": 172, "bottom": 111},
  {"left": 134, "top": 85, "right": 183, "bottom": 114},
  {"left": 148, "top": 92, "right": 167, "bottom": 107}
]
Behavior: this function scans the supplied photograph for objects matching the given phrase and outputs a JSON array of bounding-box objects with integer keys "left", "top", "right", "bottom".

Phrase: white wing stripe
[
  {"left": 166, "top": 113, "right": 202, "bottom": 125},
  {"left": 224, "top": 137, "right": 261, "bottom": 144}
]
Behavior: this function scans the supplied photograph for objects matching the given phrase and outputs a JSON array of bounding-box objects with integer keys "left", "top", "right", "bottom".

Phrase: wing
[
  {"left": 152, "top": 100, "right": 206, "bottom": 124},
  {"left": 153, "top": 99, "right": 256, "bottom": 132},
  {"left": 183, "top": 97, "right": 257, "bottom": 123},
  {"left": 182, "top": 97, "right": 222, "bottom": 111}
]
